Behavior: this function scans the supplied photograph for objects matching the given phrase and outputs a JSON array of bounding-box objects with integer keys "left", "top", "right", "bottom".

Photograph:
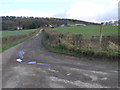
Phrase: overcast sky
[{"left": 0, "top": 0, "right": 119, "bottom": 22}]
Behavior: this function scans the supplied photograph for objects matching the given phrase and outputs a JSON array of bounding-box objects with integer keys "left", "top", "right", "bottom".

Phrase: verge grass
[
  {"left": 42, "top": 29, "right": 119, "bottom": 58},
  {"left": 1, "top": 29, "right": 39, "bottom": 52},
  {"left": 2, "top": 36, "right": 32, "bottom": 52}
]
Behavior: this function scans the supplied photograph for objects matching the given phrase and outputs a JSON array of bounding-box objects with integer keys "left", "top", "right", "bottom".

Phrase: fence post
[{"left": 99, "top": 23, "right": 103, "bottom": 49}]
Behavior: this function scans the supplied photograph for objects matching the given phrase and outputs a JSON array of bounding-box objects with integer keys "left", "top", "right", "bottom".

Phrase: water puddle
[
  {"left": 17, "top": 50, "right": 25, "bottom": 59},
  {"left": 27, "top": 61, "right": 37, "bottom": 64},
  {"left": 16, "top": 59, "right": 51, "bottom": 66},
  {"left": 16, "top": 59, "right": 23, "bottom": 62},
  {"left": 16, "top": 29, "right": 51, "bottom": 66},
  {"left": 106, "top": 70, "right": 118, "bottom": 73},
  {"left": 37, "top": 63, "right": 51, "bottom": 66},
  {"left": 16, "top": 45, "right": 118, "bottom": 72}
]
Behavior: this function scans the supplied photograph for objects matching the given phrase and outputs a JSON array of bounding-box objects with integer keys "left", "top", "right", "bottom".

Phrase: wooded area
[{"left": 1, "top": 16, "right": 99, "bottom": 30}]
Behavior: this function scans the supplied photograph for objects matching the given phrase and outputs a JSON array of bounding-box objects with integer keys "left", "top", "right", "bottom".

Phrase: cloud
[
  {"left": 0, "top": 9, "right": 53, "bottom": 17},
  {"left": 54, "top": 10, "right": 68, "bottom": 18},
  {"left": 66, "top": 1, "right": 104, "bottom": 21},
  {"left": 3, "top": 5, "right": 11, "bottom": 8},
  {"left": 1, "top": 0, "right": 118, "bottom": 22},
  {"left": 96, "top": 8, "right": 118, "bottom": 21},
  {"left": 54, "top": 0, "right": 118, "bottom": 22},
  {"left": 1, "top": 0, "right": 71, "bottom": 3}
]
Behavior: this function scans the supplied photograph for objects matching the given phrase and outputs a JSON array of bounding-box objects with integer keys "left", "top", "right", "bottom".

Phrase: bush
[{"left": 58, "top": 43, "right": 68, "bottom": 49}]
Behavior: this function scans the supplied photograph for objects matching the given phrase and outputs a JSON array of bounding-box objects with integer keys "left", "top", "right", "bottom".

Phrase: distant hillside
[{"left": 1, "top": 16, "right": 100, "bottom": 30}]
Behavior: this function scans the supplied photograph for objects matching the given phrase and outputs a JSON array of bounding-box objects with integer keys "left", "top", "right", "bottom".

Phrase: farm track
[{"left": 1, "top": 30, "right": 119, "bottom": 88}]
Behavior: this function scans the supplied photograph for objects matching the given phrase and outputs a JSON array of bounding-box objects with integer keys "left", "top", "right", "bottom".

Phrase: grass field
[
  {"left": 0, "top": 29, "right": 35, "bottom": 37},
  {"left": 48, "top": 25, "right": 118, "bottom": 36},
  {"left": 0, "top": 29, "right": 39, "bottom": 52},
  {"left": 2, "top": 35, "right": 33, "bottom": 52}
]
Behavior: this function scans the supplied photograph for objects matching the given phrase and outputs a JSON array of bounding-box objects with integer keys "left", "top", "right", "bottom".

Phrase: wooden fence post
[{"left": 99, "top": 23, "right": 103, "bottom": 49}]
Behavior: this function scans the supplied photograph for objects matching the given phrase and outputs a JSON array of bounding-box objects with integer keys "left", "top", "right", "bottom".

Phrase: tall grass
[
  {"left": 1, "top": 29, "right": 39, "bottom": 52},
  {"left": 2, "top": 36, "right": 32, "bottom": 52},
  {"left": 42, "top": 30, "right": 119, "bottom": 57}
]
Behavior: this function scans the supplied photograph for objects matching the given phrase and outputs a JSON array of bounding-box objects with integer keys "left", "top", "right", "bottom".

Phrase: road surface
[{"left": 2, "top": 30, "right": 118, "bottom": 88}]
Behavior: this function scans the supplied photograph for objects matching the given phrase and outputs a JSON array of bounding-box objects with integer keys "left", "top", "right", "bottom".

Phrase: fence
[
  {"left": 43, "top": 30, "right": 119, "bottom": 52},
  {"left": 1, "top": 29, "right": 39, "bottom": 45}
]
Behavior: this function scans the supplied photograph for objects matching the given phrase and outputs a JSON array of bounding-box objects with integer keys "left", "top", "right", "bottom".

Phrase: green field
[
  {"left": 0, "top": 29, "right": 35, "bottom": 37},
  {"left": 49, "top": 25, "right": 118, "bottom": 36}
]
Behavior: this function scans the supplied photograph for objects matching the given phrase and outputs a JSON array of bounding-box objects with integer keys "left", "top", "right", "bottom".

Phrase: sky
[{"left": 0, "top": 0, "right": 119, "bottom": 22}]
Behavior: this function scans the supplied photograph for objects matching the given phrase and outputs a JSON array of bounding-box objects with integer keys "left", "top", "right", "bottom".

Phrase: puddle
[
  {"left": 16, "top": 59, "right": 22, "bottom": 62},
  {"left": 16, "top": 48, "right": 117, "bottom": 71},
  {"left": 106, "top": 70, "right": 118, "bottom": 73},
  {"left": 17, "top": 50, "right": 25, "bottom": 59},
  {"left": 16, "top": 46, "right": 50, "bottom": 66},
  {"left": 27, "top": 61, "right": 37, "bottom": 64},
  {"left": 37, "top": 63, "right": 50, "bottom": 66},
  {"left": 16, "top": 30, "right": 51, "bottom": 66},
  {"left": 67, "top": 73, "right": 71, "bottom": 76},
  {"left": 16, "top": 59, "right": 51, "bottom": 66}
]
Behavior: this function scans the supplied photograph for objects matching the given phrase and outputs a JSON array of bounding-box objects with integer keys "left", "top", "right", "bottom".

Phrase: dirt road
[{"left": 2, "top": 30, "right": 118, "bottom": 88}]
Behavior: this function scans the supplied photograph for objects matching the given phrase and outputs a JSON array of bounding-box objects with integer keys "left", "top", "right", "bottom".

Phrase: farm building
[
  {"left": 16, "top": 26, "right": 23, "bottom": 30},
  {"left": 60, "top": 24, "right": 65, "bottom": 27},
  {"left": 49, "top": 24, "right": 57, "bottom": 28},
  {"left": 75, "top": 24, "right": 86, "bottom": 26},
  {"left": 67, "top": 24, "right": 76, "bottom": 27},
  {"left": 67, "top": 24, "right": 86, "bottom": 27}
]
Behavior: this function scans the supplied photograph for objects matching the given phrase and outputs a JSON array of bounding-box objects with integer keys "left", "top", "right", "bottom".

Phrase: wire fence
[
  {"left": 1, "top": 29, "right": 39, "bottom": 45},
  {"left": 44, "top": 30, "right": 119, "bottom": 52}
]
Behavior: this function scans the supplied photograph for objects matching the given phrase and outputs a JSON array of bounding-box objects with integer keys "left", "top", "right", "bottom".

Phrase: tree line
[{"left": 1, "top": 16, "right": 99, "bottom": 30}]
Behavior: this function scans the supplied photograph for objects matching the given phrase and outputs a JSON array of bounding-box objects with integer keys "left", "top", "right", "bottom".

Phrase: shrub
[{"left": 58, "top": 43, "right": 68, "bottom": 49}]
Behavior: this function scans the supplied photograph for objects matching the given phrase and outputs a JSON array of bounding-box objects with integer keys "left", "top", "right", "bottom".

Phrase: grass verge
[
  {"left": 1, "top": 29, "right": 39, "bottom": 53},
  {"left": 42, "top": 35, "right": 119, "bottom": 59},
  {"left": 2, "top": 36, "right": 32, "bottom": 52},
  {"left": 42, "top": 36, "right": 83, "bottom": 57}
]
